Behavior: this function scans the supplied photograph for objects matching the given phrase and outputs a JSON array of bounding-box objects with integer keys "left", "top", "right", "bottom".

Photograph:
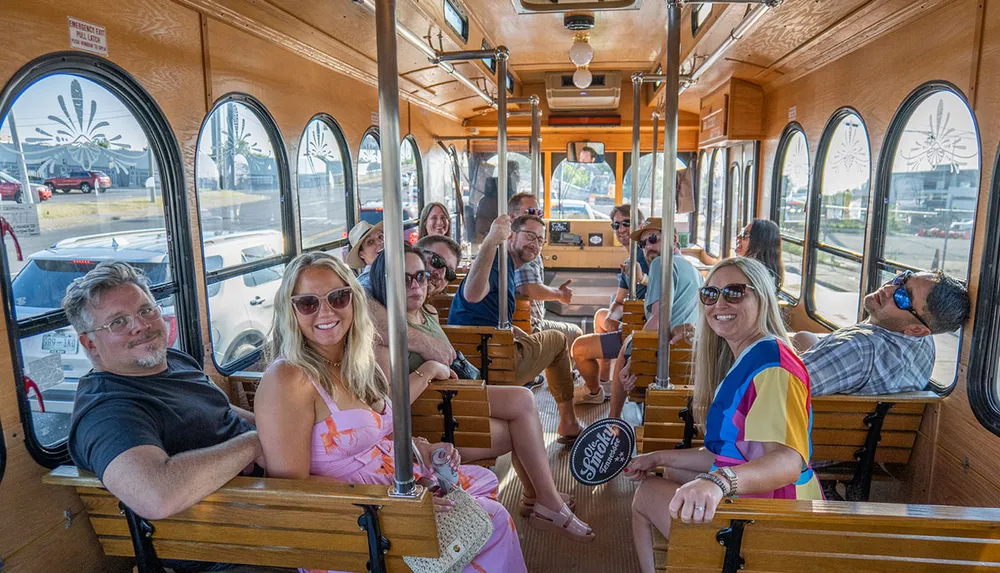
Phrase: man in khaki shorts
[{"left": 449, "top": 214, "right": 584, "bottom": 444}]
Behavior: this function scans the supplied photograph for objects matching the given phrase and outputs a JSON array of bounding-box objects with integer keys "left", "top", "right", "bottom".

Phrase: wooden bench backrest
[
  {"left": 627, "top": 330, "right": 694, "bottom": 404},
  {"left": 639, "top": 386, "right": 937, "bottom": 461},
  {"left": 431, "top": 292, "right": 531, "bottom": 333},
  {"left": 442, "top": 325, "right": 518, "bottom": 385},
  {"left": 43, "top": 466, "right": 438, "bottom": 572},
  {"left": 658, "top": 498, "right": 1000, "bottom": 572},
  {"left": 412, "top": 379, "right": 492, "bottom": 448},
  {"left": 622, "top": 299, "right": 645, "bottom": 338}
]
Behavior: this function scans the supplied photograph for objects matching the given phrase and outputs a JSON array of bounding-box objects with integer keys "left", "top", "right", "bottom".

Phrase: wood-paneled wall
[
  {"left": 757, "top": 0, "right": 1000, "bottom": 507},
  {"left": 0, "top": 0, "right": 462, "bottom": 570}
]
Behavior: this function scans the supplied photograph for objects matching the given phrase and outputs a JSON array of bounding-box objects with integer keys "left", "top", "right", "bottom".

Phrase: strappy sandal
[
  {"left": 529, "top": 503, "right": 596, "bottom": 543},
  {"left": 519, "top": 492, "right": 576, "bottom": 517}
]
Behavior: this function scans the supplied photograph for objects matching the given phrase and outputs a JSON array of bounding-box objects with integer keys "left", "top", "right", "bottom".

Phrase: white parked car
[
  {"left": 15, "top": 228, "right": 284, "bottom": 414},
  {"left": 549, "top": 199, "right": 611, "bottom": 220}
]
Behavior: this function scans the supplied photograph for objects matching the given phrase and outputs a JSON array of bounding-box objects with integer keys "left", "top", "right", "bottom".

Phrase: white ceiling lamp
[
  {"left": 565, "top": 14, "right": 596, "bottom": 90},
  {"left": 569, "top": 35, "right": 594, "bottom": 66}
]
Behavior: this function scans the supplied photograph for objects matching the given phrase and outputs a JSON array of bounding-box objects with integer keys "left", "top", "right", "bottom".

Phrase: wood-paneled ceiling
[{"left": 181, "top": 0, "right": 961, "bottom": 122}]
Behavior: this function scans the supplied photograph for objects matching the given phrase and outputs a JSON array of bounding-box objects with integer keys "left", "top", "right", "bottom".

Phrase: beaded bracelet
[{"left": 695, "top": 472, "right": 730, "bottom": 496}]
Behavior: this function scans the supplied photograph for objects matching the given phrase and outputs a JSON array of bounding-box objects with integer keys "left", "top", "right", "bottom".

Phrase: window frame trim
[
  {"left": 691, "top": 3, "right": 712, "bottom": 37},
  {"left": 770, "top": 121, "right": 809, "bottom": 303},
  {"left": 704, "top": 147, "right": 728, "bottom": 259},
  {"left": 195, "top": 92, "right": 295, "bottom": 376},
  {"left": 804, "top": 107, "right": 872, "bottom": 329},
  {"left": 402, "top": 134, "right": 425, "bottom": 225},
  {"left": 296, "top": 113, "right": 355, "bottom": 253},
  {"left": 443, "top": 0, "right": 470, "bottom": 44},
  {"left": 868, "top": 80, "right": 980, "bottom": 396},
  {"left": 968, "top": 144, "right": 1000, "bottom": 436},
  {"left": 0, "top": 51, "right": 200, "bottom": 468},
  {"left": 695, "top": 149, "right": 709, "bottom": 246}
]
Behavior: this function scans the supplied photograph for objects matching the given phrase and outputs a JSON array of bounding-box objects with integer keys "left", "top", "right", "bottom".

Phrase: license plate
[{"left": 42, "top": 332, "right": 78, "bottom": 354}]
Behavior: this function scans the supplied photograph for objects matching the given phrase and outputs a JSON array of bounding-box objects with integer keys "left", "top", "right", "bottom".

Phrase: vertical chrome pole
[
  {"left": 496, "top": 47, "right": 511, "bottom": 329},
  {"left": 530, "top": 95, "right": 541, "bottom": 198},
  {"left": 7, "top": 112, "right": 35, "bottom": 205},
  {"left": 628, "top": 72, "right": 643, "bottom": 300},
  {"left": 651, "top": 111, "right": 660, "bottom": 217},
  {"left": 375, "top": 0, "right": 416, "bottom": 496},
  {"left": 656, "top": 0, "right": 681, "bottom": 388}
]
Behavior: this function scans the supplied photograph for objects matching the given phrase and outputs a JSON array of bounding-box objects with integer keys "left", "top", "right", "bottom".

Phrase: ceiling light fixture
[{"left": 565, "top": 13, "right": 596, "bottom": 89}]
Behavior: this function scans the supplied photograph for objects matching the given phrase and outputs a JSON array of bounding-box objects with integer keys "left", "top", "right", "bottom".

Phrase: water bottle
[{"left": 431, "top": 447, "right": 460, "bottom": 493}]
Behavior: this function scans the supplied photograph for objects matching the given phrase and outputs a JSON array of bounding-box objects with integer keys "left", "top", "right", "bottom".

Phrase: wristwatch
[{"left": 717, "top": 466, "right": 739, "bottom": 497}]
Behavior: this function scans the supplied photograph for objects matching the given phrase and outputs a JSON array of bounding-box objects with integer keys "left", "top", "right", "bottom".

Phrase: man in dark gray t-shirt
[{"left": 63, "top": 262, "right": 263, "bottom": 525}]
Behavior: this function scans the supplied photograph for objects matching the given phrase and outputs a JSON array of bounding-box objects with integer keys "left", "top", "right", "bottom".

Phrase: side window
[
  {"left": 551, "top": 156, "right": 616, "bottom": 220},
  {"left": 809, "top": 110, "right": 871, "bottom": 327},
  {"left": 623, "top": 153, "right": 689, "bottom": 217},
  {"left": 728, "top": 162, "right": 743, "bottom": 257},
  {"left": 692, "top": 3, "right": 712, "bottom": 36},
  {"left": 401, "top": 136, "right": 423, "bottom": 223},
  {"left": 0, "top": 60, "right": 196, "bottom": 458},
  {"left": 697, "top": 150, "right": 710, "bottom": 247},
  {"left": 772, "top": 125, "right": 809, "bottom": 300},
  {"left": 297, "top": 115, "right": 351, "bottom": 251},
  {"left": 708, "top": 148, "right": 726, "bottom": 257},
  {"left": 357, "top": 130, "right": 383, "bottom": 226},
  {"left": 443, "top": 0, "right": 469, "bottom": 43},
  {"left": 196, "top": 95, "right": 291, "bottom": 373},
  {"left": 875, "top": 85, "right": 979, "bottom": 390}
]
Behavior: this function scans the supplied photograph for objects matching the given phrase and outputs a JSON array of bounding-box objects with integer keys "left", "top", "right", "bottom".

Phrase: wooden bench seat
[
  {"left": 638, "top": 386, "right": 940, "bottom": 501},
  {"left": 655, "top": 497, "right": 1000, "bottom": 572},
  {"left": 43, "top": 466, "right": 438, "bottom": 573}
]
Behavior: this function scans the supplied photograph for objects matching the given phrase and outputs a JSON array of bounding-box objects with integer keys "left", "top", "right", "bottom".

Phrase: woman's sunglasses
[
  {"left": 291, "top": 287, "right": 353, "bottom": 315},
  {"left": 699, "top": 283, "right": 757, "bottom": 306},
  {"left": 891, "top": 271, "right": 931, "bottom": 329},
  {"left": 406, "top": 270, "right": 432, "bottom": 288},
  {"left": 638, "top": 233, "right": 660, "bottom": 249},
  {"left": 611, "top": 219, "right": 631, "bottom": 231},
  {"left": 423, "top": 251, "right": 458, "bottom": 281}
]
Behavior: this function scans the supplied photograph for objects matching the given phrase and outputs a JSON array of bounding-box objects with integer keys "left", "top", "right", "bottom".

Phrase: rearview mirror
[{"left": 566, "top": 142, "right": 605, "bottom": 164}]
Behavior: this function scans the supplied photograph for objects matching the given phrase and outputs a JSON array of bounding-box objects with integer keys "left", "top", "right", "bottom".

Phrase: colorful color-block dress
[
  {"left": 703, "top": 336, "right": 825, "bottom": 500},
  {"left": 301, "top": 379, "right": 527, "bottom": 573}
]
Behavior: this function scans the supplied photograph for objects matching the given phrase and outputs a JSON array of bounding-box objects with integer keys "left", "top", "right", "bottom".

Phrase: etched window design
[
  {"left": 708, "top": 149, "right": 725, "bottom": 257},
  {"left": 297, "top": 117, "right": 350, "bottom": 250},
  {"left": 196, "top": 97, "right": 289, "bottom": 372},
  {"left": 0, "top": 68, "right": 192, "bottom": 452},
  {"left": 811, "top": 111, "right": 870, "bottom": 327},
  {"left": 879, "top": 88, "right": 979, "bottom": 389},
  {"left": 774, "top": 127, "right": 809, "bottom": 299}
]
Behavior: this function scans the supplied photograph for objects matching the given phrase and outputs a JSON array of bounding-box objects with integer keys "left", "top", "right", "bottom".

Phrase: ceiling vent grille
[{"left": 545, "top": 71, "right": 621, "bottom": 111}]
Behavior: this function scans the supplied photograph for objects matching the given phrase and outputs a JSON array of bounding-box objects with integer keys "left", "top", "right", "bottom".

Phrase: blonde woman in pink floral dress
[{"left": 254, "top": 251, "right": 527, "bottom": 573}]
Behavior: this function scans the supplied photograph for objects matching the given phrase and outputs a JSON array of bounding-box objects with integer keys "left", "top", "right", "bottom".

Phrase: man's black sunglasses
[
  {"left": 611, "top": 219, "right": 631, "bottom": 231},
  {"left": 638, "top": 233, "right": 660, "bottom": 250},
  {"left": 423, "top": 250, "right": 457, "bottom": 282}
]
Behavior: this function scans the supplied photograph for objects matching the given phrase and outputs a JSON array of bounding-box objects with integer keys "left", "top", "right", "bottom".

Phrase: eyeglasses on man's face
[{"left": 84, "top": 304, "right": 164, "bottom": 336}]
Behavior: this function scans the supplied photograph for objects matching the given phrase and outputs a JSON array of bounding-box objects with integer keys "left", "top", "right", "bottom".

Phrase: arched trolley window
[
  {"left": 696, "top": 150, "right": 710, "bottom": 247},
  {"left": 0, "top": 52, "right": 198, "bottom": 463},
  {"left": 805, "top": 109, "right": 872, "bottom": 328},
  {"left": 770, "top": 123, "right": 809, "bottom": 301},
  {"left": 871, "top": 83, "right": 980, "bottom": 392},
  {"left": 706, "top": 148, "right": 727, "bottom": 258},
  {"left": 195, "top": 94, "right": 294, "bottom": 375},
  {"left": 401, "top": 134, "right": 424, "bottom": 225},
  {"left": 297, "top": 114, "right": 353, "bottom": 252}
]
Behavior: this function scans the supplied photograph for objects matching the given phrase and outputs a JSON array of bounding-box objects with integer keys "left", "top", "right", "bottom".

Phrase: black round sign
[{"left": 569, "top": 418, "right": 636, "bottom": 486}]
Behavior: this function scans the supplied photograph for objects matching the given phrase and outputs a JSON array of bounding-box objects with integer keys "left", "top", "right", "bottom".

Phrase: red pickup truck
[
  {"left": 0, "top": 172, "right": 52, "bottom": 202},
  {"left": 43, "top": 170, "right": 112, "bottom": 193}
]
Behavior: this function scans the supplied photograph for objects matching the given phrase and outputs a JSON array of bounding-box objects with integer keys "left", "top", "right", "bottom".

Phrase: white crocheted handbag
[{"left": 403, "top": 487, "right": 494, "bottom": 573}]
